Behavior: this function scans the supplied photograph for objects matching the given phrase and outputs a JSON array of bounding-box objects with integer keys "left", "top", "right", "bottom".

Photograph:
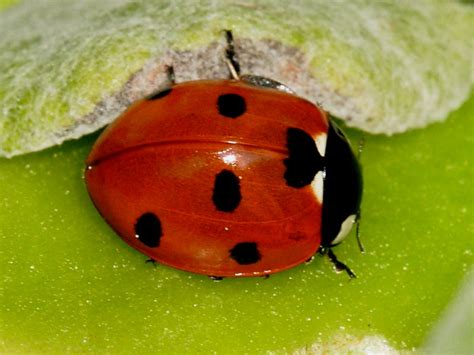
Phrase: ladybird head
[{"left": 321, "top": 121, "right": 363, "bottom": 247}]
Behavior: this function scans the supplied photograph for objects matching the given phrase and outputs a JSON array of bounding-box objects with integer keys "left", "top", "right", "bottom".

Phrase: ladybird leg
[
  {"left": 326, "top": 248, "right": 357, "bottom": 278},
  {"left": 261, "top": 274, "right": 270, "bottom": 279},
  {"left": 319, "top": 247, "right": 356, "bottom": 278},
  {"left": 145, "top": 65, "right": 175, "bottom": 100},
  {"left": 145, "top": 258, "right": 158, "bottom": 267},
  {"left": 165, "top": 64, "right": 176, "bottom": 86},
  {"left": 209, "top": 276, "right": 224, "bottom": 281},
  {"left": 223, "top": 29, "right": 240, "bottom": 80}
]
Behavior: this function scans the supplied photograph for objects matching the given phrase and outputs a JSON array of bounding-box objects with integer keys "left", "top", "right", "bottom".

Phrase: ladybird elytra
[{"left": 85, "top": 80, "right": 339, "bottom": 277}]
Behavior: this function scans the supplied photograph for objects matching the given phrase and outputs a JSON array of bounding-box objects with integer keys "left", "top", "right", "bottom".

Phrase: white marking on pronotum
[
  {"left": 311, "top": 171, "right": 324, "bottom": 203},
  {"left": 331, "top": 214, "right": 357, "bottom": 245},
  {"left": 314, "top": 132, "right": 327, "bottom": 157}
]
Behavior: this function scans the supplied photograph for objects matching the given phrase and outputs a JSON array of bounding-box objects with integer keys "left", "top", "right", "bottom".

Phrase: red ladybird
[{"left": 85, "top": 31, "right": 362, "bottom": 278}]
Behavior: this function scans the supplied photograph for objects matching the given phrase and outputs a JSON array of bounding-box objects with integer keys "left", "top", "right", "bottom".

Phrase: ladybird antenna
[
  {"left": 355, "top": 210, "right": 365, "bottom": 253},
  {"left": 224, "top": 29, "right": 241, "bottom": 80},
  {"left": 355, "top": 134, "right": 365, "bottom": 253}
]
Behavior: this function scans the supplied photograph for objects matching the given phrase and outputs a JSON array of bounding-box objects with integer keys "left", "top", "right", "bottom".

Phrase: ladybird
[{"left": 85, "top": 31, "right": 362, "bottom": 278}]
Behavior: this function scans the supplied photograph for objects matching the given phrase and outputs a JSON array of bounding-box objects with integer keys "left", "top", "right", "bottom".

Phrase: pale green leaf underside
[{"left": 0, "top": 0, "right": 472, "bottom": 158}]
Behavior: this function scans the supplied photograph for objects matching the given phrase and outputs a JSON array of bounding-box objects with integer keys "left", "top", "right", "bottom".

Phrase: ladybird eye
[
  {"left": 217, "top": 93, "right": 246, "bottom": 118},
  {"left": 134, "top": 212, "right": 163, "bottom": 248}
]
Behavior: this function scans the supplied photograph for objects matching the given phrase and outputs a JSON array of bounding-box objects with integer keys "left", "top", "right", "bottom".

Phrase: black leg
[
  {"left": 322, "top": 248, "right": 357, "bottom": 278},
  {"left": 165, "top": 64, "right": 175, "bottom": 85},
  {"left": 209, "top": 276, "right": 224, "bottom": 281},
  {"left": 145, "top": 258, "right": 158, "bottom": 267},
  {"left": 145, "top": 65, "right": 175, "bottom": 100},
  {"left": 224, "top": 29, "right": 240, "bottom": 79}
]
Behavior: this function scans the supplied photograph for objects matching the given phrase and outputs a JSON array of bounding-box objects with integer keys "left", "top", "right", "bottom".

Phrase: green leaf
[
  {"left": 0, "top": 0, "right": 17, "bottom": 11},
  {"left": 0, "top": 0, "right": 472, "bottom": 157},
  {"left": 422, "top": 271, "right": 474, "bottom": 354},
  {"left": 1, "top": 92, "right": 472, "bottom": 353}
]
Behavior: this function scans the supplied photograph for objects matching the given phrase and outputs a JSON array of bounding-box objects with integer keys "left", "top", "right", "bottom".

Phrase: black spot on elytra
[
  {"left": 146, "top": 88, "right": 172, "bottom": 100},
  {"left": 212, "top": 169, "right": 241, "bottom": 212},
  {"left": 134, "top": 212, "right": 162, "bottom": 248},
  {"left": 284, "top": 128, "right": 324, "bottom": 188},
  {"left": 229, "top": 242, "right": 261, "bottom": 265},
  {"left": 217, "top": 93, "right": 246, "bottom": 118}
]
